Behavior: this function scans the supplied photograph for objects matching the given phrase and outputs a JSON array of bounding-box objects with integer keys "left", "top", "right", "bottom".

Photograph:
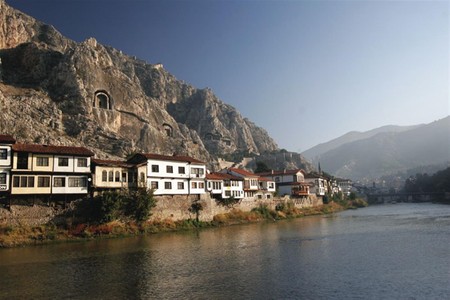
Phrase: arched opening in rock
[
  {"left": 163, "top": 124, "right": 173, "bottom": 137},
  {"left": 94, "top": 91, "right": 112, "bottom": 109}
]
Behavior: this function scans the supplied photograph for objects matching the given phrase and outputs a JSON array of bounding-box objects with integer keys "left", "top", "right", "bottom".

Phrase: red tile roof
[
  {"left": 92, "top": 158, "right": 134, "bottom": 168},
  {"left": 206, "top": 172, "right": 243, "bottom": 181},
  {"left": 131, "top": 153, "right": 205, "bottom": 164},
  {"left": 258, "top": 177, "right": 274, "bottom": 182},
  {"left": 0, "top": 134, "right": 16, "bottom": 144},
  {"left": 12, "top": 143, "right": 94, "bottom": 156}
]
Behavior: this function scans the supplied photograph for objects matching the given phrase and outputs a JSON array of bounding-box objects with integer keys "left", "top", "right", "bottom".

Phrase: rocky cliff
[{"left": 0, "top": 1, "right": 315, "bottom": 172}]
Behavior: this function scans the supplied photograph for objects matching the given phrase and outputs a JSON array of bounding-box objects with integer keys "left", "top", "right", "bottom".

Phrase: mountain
[
  {"left": 302, "top": 124, "right": 422, "bottom": 161},
  {"left": 0, "top": 0, "right": 311, "bottom": 171},
  {"left": 316, "top": 117, "right": 450, "bottom": 181}
]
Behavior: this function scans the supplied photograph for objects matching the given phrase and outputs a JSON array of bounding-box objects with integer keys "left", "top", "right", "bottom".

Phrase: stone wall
[
  {"left": 0, "top": 195, "right": 323, "bottom": 226},
  {"left": 150, "top": 194, "right": 323, "bottom": 222}
]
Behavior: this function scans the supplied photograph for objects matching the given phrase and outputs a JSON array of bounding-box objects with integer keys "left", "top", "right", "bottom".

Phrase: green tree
[
  {"left": 189, "top": 200, "right": 203, "bottom": 222},
  {"left": 254, "top": 161, "right": 271, "bottom": 173},
  {"left": 125, "top": 188, "right": 157, "bottom": 223}
]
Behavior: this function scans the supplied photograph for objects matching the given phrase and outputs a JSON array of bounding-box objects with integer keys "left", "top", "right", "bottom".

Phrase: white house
[
  {"left": 304, "top": 173, "right": 327, "bottom": 196},
  {"left": 221, "top": 168, "right": 275, "bottom": 199},
  {"left": 337, "top": 179, "right": 353, "bottom": 196},
  {"left": 91, "top": 159, "right": 139, "bottom": 193},
  {"left": 257, "top": 169, "right": 310, "bottom": 198},
  {"left": 127, "top": 153, "right": 206, "bottom": 196},
  {"left": 0, "top": 134, "right": 15, "bottom": 193},
  {"left": 206, "top": 172, "right": 244, "bottom": 199},
  {"left": 10, "top": 143, "right": 94, "bottom": 197}
]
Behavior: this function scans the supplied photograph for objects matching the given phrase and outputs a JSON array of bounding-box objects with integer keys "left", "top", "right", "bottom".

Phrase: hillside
[
  {"left": 302, "top": 124, "right": 422, "bottom": 161},
  {"left": 0, "top": 0, "right": 317, "bottom": 171},
  {"left": 317, "top": 117, "right": 450, "bottom": 181}
]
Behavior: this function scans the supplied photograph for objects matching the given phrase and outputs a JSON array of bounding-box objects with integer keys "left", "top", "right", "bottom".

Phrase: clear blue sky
[{"left": 8, "top": 0, "right": 449, "bottom": 152}]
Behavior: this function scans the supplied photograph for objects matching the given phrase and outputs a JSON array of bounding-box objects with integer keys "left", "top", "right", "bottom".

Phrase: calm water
[{"left": 1, "top": 203, "right": 449, "bottom": 299}]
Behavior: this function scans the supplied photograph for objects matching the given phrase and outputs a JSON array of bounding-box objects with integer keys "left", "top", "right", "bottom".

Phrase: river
[{"left": 0, "top": 203, "right": 449, "bottom": 299}]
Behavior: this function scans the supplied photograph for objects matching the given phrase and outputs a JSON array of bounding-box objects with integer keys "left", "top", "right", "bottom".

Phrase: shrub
[
  {"left": 125, "top": 188, "right": 157, "bottom": 223},
  {"left": 92, "top": 191, "right": 124, "bottom": 223},
  {"left": 216, "top": 196, "right": 240, "bottom": 208},
  {"left": 252, "top": 204, "right": 278, "bottom": 220}
]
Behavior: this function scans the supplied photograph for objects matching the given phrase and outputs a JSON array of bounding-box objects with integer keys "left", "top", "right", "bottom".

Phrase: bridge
[{"left": 367, "top": 192, "right": 449, "bottom": 204}]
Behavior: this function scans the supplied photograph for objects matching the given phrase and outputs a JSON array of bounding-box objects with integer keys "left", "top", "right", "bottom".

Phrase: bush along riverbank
[{"left": 0, "top": 194, "right": 368, "bottom": 248}]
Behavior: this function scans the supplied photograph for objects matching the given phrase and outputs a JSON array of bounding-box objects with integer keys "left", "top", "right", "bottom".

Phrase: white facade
[
  {"left": 10, "top": 144, "right": 93, "bottom": 196},
  {"left": 129, "top": 154, "right": 206, "bottom": 196},
  {"left": 52, "top": 175, "right": 89, "bottom": 194},
  {"left": 0, "top": 144, "right": 12, "bottom": 192},
  {"left": 259, "top": 179, "right": 276, "bottom": 192},
  {"left": 257, "top": 169, "right": 309, "bottom": 197},
  {"left": 0, "top": 135, "right": 15, "bottom": 193},
  {"left": 305, "top": 176, "right": 327, "bottom": 196},
  {"left": 221, "top": 168, "right": 274, "bottom": 198},
  {"left": 206, "top": 173, "right": 244, "bottom": 199},
  {"left": 52, "top": 155, "right": 91, "bottom": 173}
]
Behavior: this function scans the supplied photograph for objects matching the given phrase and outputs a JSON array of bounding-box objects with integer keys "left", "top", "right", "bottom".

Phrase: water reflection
[{"left": 1, "top": 203, "right": 450, "bottom": 299}]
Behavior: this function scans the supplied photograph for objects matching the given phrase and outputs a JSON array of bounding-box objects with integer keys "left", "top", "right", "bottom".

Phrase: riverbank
[{"left": 0, "top": 199, "right": 367, "bottom": 248}]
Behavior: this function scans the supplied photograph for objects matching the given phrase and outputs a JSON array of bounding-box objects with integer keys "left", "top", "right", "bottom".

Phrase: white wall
[{"left": 0, "top": 146, "right": 12, "bottom": 167}]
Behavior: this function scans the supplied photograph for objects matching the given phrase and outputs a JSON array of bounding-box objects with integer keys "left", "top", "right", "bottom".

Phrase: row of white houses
[{"left": 0, "top": 134, "right": 350, "bottom": 202}]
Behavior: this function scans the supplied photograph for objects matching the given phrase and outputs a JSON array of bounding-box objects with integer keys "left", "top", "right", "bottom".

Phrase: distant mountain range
[{"left": 302, "top": 117, "right": 450, "bottom": 181}]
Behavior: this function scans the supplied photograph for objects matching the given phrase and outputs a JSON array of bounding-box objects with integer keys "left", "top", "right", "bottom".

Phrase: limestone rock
[{"left": 0, "top": 0, "right": 312, "bottom": 171}]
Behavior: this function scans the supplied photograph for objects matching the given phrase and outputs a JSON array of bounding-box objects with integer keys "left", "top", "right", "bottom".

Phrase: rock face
[{"left": 0, "top": 0, "right": 282, "bottom": 169}]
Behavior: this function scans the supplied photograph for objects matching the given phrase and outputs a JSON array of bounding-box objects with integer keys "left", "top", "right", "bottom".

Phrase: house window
[
  {"left": 140, "top": 172, "right": 146, "bottom": 183},
  {"left": 13, "top": 176, "right": 19, "bottom": 187},
  {"left": 191, "top": 182, "right": 198, "bottom": 189},
  {"left": 54, "top": 177, "right": 66, "bottom": 187},
  {"left": 102, "top": 170, "right": 107, "bottom": 182},
  {"left": 36, "top": 157, "right": 49, "bottom": 167},
  {"left": 166, "top": 165, "right": 173, "bottom": 173},
  {"left": 17, "top": 152, "right": 28, "bottom": 169},
  {"left": 69, "top": 177, "right": 87, "bottom": 187},
  {"left": 0, "top": 149, "right": 7, "bottom": 160},
  {"left": 165, "top": 182, "right": 172, "bottom": 189},
  {"left": 37, "top": 176, "right": 50, "bottom": 187},
  {"left": 122, "top": 172, "right": 127, "bottom": 182},
  {"left": 77, "top": 158, "right": 88, "bottom": 167},
  {"left": 191, "top": 167, "right": 204, "bottom": 177},
  {"left": 178, "top": 167, "right": 185, "bottom": 174},
  {"left": 177, "top": 182, "right": 184, "bottom": 190},
  {"left": 58, "top": 157, "right": 69, "bottom": 167},
  {"left": 212, "top": 181, "right": 221, "bottom": 190},
  {"left": 151, "top": 181, "right": 158, "bottom": 190},
  {"left": 115, "top": 171, "right": 120, "bottom": 182},
  {"left": 13, "top": 176, "right": 34, "bottom": 187},
  {"left": 151, "top": 165, "right": 159, "bottom": 173},
  {"left": 198, "top": 182, "right": 204, "bottom": 189},
  {"left": 108, "top": 171, "right": 114, "bottom": 182},
  {"left": 224, "top": 180, "right": 230, "bottom": 187},
  {"left": 225, "top": 191, "right": 231, "bottom": 197},
  {"left": 0, "top": 173, "right": 6, "bottom": 185}
]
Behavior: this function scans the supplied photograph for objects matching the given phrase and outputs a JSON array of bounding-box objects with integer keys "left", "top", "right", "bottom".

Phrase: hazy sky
[{"left": 8, "top": 0, "right": 449, "bottom": 152}]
